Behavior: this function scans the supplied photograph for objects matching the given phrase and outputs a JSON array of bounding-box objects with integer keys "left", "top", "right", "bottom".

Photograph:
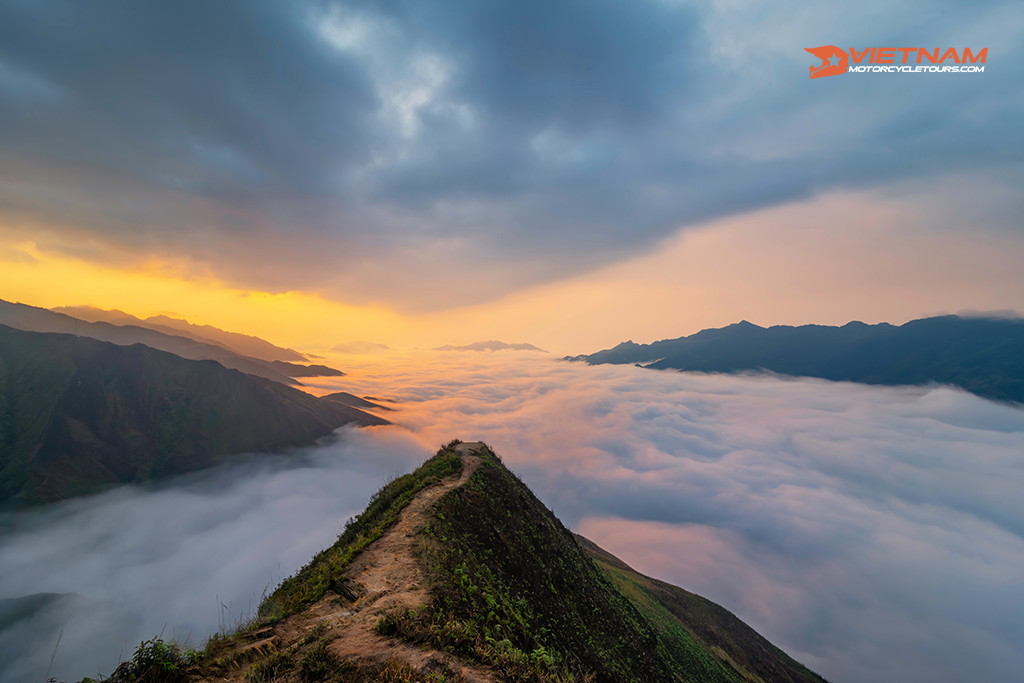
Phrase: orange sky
[{"left": 4, "top": 185, "right": 1023, "bottom": 356}]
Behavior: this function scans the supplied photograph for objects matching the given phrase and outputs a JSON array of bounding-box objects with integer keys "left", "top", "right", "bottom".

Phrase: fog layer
[
  {"left": 313, "top": 355, "right": 1024, "bottom": 683},
  {"left": 3, "top": 354, "right": 1023, "bottom": 683},
  {"left": 0, "top": 428, "right": 426, "bottom": 682}
]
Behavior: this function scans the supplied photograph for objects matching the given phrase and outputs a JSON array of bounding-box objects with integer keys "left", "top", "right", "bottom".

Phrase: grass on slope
[
  {"left": 379, "top": 445, "right": 719, "bottom": 683},
  {"left": 258, "top": 442, "right": 464, "bottom": 621},
  {"left": 378, "top": 445, "right": 827, "bottom": 683},
  {"left": 581, "top": 537, "right": 828, "bottom": 683}
]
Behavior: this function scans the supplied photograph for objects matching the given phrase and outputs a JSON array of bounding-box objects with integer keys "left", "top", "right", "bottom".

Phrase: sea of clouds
[
  {"left": 0, "top": 428, "right": 428, "bottom": 682},
  {"left": 3, "top": 354, "right": 1023, "bottom": 683}
]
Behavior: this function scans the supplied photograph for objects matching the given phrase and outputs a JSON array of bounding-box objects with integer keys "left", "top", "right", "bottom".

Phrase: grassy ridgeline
[
  {"left": 258, "top": 443, "right": 465, "bottom": 621},
  {"left": 381, "top": 445, "right": 827, "bottom": 683},
  {"left": 103, "top": 442, "right": 827, "bottom": 683}
]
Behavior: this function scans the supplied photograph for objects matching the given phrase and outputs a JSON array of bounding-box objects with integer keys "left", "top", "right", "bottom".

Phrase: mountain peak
[{"left": 173, "top": 441, "right": 823, "bottom": 683}]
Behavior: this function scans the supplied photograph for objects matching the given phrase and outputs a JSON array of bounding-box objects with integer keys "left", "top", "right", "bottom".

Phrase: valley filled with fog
[{"left": 3, "top": 354, "right": 1023, "bottom": 683}]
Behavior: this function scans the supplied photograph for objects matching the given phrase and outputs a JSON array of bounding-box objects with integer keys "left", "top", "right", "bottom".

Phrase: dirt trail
[{"left": 201, "top": 442, "right": 497, "bottom": 682}]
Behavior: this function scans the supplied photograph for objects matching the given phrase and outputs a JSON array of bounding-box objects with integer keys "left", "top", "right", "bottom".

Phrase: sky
[
  {"left": 1, "top": 0, "right": 1022, "bottom": 353},
  {"left": 3, "top": 354, "right": 1023, "bottom": 683}
]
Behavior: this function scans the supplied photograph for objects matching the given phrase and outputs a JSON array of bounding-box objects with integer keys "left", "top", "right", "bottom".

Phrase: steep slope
[
  {"left": 181, "top": 442, "right": 823, "bottom": 683},
  {"left": 574, "top": 316, "right": 1024, "bottom": 404},
  {"left": 55, "top": 306, "right": 308, "bottom": 363},
  {"left": 0, "top": 325, "right": 387, "bottom": 505},
  {"left": 579, "top": 538, "right": 821, "bottom": 683}
]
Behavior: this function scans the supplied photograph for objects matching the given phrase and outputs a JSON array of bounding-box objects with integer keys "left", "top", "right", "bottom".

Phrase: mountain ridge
[
  {"left": 0, "top": 300, "right": 343, "bottom": 385},
  {"left": 0, "top": 325, "right": 386, "bottom": 505},
  {"left": 322, "top": 391, "right": 394, "bottom": 412},
  {"left": 54, "top": 306, "right": 308, "bottom": 363},
  {"left": 132, "top": 441, "right": 825, "bottom": 683},
  {"left": 571, "top": 315, "right": 1024, "bottom": 404}
]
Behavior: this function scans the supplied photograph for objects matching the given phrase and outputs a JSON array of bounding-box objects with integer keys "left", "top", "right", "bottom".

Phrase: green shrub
[{"left": 106, "top": 638, "right": 198, "bottom": 683}]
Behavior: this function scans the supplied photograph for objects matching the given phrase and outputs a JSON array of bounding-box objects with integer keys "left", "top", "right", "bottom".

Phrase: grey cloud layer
[{"left": 1, "top": 0, "right": 1020, "bottom": 307}]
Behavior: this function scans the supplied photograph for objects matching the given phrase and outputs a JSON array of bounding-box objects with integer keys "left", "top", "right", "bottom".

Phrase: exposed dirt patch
[{"left": 197, "top": 442, "right": 497, "bottom": 682}]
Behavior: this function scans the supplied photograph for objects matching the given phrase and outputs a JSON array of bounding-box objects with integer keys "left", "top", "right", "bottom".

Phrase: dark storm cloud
[
  {"left": 0, "top": 0, "right": 1021, "bottom": 306},
  {"left": 0, "top": 0, "right": 376, "bottom": 196}
]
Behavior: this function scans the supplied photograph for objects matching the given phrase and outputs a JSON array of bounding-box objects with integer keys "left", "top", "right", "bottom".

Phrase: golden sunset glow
[
  {"left": 0, "top": 237, "right": 413, "bottom": 352},
  {"left": 6, "top": 178, "right": 1024, "bottom": 357}
]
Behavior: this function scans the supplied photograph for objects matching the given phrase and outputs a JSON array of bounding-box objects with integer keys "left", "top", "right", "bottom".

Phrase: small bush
[{"left": 107, "top": 638, "right": 198, "bottom": 683}]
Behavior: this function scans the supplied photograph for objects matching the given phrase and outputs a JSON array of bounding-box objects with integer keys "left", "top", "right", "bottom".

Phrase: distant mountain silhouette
[
  {"left": 55, "top": 306, "right": 307, "bottom": 362},
  {"left": 434, "top": 340, "right": 546, "bottom": 352},
  {"left": 268, "top": 361, "right": 344, "bottom": 377},
  {"left": 572, "top": 316, "right": 1024, "bottom": 404},
  {"left": 331, "top": 341, "right": 392, "bottom": 354},
  {"left": 321, "top": 391, "right": 393, "bottom": 411},
  {"left": 0, "top": 300, "right": 342, "bottom": 384},
  {"left": 0, "top": 325, "right": 387, "bottom": 505}
]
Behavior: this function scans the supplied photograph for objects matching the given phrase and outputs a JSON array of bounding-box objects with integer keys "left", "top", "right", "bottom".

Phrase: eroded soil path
[{"left": 200, "top": 442, "right": 496, "bottom": 682}]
